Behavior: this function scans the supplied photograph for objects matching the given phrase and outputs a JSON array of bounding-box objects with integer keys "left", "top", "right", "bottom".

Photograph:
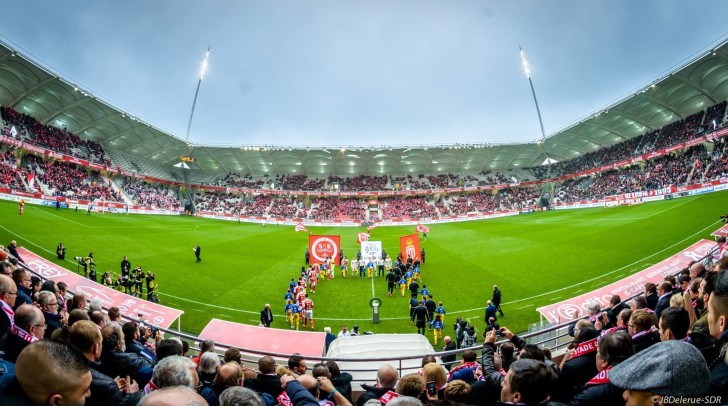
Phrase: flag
[
  {"left": 26, "top": 173, "right": 36, "bottom": 191},
  {"left": 295, "top": 223, "right": 309, "bottom": 233},
  {"left": 367, "top": 224, "right": 378, "bottom": 232},
  {"left": 357, "top": 232, "right": 370, "bottom": 243},
  {"left": 309, "top": 235, "right": 341, "bottom": 265},
  {"left": 400, "top": 234, "right": 422, "bottom": 262},
  {"left": 416, "top": 224, "right": 430, "bottom": 234}
]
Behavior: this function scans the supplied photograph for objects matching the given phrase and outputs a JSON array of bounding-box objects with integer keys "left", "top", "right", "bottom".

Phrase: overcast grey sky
[{"left": 3, "top": 1, "right": 728, "bottom": 147}]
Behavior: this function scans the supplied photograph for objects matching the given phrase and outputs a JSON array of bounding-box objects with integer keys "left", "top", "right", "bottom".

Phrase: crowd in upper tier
[{"left": 0, "top": 100, "right": 727, "bottom": 217}]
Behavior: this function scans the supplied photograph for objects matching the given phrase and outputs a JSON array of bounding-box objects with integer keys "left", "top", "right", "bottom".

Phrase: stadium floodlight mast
[
  {"left": 519, "top": 46, "right": 555, "bottom": 205},
  {"left": 175, "top": 47, "right": 210, "bottom": 172},
  {"left": 185, "top": 46, "right": 210, "bottom": 144}
]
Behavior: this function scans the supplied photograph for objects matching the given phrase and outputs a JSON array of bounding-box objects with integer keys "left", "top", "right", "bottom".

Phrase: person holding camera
[{"left": 56, "top": 242, "right": 65, "bottom": 260}]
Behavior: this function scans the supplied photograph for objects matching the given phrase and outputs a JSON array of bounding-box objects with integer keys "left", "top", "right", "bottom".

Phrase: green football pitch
[{"left": 0, "top": 191, "right": 725, "bottom": 344}]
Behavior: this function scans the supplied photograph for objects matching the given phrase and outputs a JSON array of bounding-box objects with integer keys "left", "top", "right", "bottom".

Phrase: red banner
[
  {"left": 308, "top": 235, "right": 341, "bottom": 265},
  {"left": 536, "top": 239, "right": 716, "bottom": 323},
  {"left": 399, "top": 234, "right": 422, "bottom": 262},
  {"left": 713, "top": 224, "right": 728, "bottom": 238},
  {"left": 17, "top": 247, "right": 183, "bottom": 329}
]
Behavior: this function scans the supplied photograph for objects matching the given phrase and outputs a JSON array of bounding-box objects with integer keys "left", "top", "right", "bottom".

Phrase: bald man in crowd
[
  {"left": 0, "top": 274, "right": 17, "bottom": 349},
  {"left": 4, "top": 304, "right": 44, "bottom": 363},
  {"left": 0, "top": 340, "right": 92, "bottom": 405}
]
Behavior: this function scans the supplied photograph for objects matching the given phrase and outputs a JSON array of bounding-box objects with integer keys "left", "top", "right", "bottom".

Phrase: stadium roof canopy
[{"left": 1, "top": 37, "right": 728, "bottom": 177}]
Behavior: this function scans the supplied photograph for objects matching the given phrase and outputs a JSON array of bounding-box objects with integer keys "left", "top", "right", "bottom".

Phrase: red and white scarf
[
  {"left": 448, "top": 360, "right": 480, "bottom": 381},
  {"left": 143, "top": 379, "right": 159, "bottom": 395},
  {"left": 378, "top": 391, "right": 400, "bottom": 405},
  {"left": 585, "top": 366, "right": 612, "bottom": 385},
  {"left": 570, "top": 338, "right": 598, "bottom": 360},
  {"left": 10, "top": 325, "right": 37, "bottom": 343},
  {"left": 0, "top": 300, "right": 14, "bottom": 327}
]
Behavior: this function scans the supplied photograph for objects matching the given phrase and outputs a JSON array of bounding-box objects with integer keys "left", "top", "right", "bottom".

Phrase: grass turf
[{"left": 0, "top": 190, "right": 724, "bottom": 345}]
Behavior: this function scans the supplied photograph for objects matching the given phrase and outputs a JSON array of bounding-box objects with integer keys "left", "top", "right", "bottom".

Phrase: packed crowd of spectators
[
  {"left": 267, "top": 197, "right": 304, "bottom": 218},
  {"left": 382, "top": 197, "right": 438, "bottom": 219},
  {"left": 120, "top": 179, "right": 182, "bottom": 210},
  {"left": 309, "top": 198, "right": 364, "bottom": 221},
  {"left": 0, "top": 150, "right": 26, "bottom": 191},
  {"left": 218, "top": 173, "right": 267, "bottom": 189},
  {"left": 532, "top": 101, "right": 727, "bottom": 179},
  {"left": 328, "top": 175, "right": 389, "bottom": 191},
  {"left": 26, "top": 154, "right": 122, "bottom": 201},
  {"left": 556, "top": 143, "right": 726, "bottom": 203},
  {"left": 0, "top": 106, "right": 112, "bottom": 166}
]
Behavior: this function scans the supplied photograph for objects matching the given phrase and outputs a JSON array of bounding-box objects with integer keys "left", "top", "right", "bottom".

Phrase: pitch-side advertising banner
[
  {"left": 712, "top": 224, "right": 728, "bottom": 238},
  {"left": 18, "top": 247, "right": 183, "bottom": 329},
  {"left": 537, "top": 239, "right": 716, "bottom": 323},
  {"left": 361, "top": 241, "right": 382, "bottom": 261},
  {"left": 399, "top": 234, "right": 422, "bottom": 262},
  {"left": 309, "top": 235, "right": 341, "bottom": 265}
]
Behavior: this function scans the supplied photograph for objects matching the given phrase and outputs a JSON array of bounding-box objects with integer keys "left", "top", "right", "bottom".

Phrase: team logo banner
[
  {"left": 361, "top": 241, "right": 382, "bottom": 261},
  {"left": 399, "top": 234, "right": 421, "bottom": 262},
  {"left": 309, "top": 235, "right": 341, "bottom": 265}
]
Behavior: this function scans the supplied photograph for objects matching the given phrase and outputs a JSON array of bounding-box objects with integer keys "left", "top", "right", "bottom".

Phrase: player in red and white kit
[
  {"left": 296, "top": 289, "right": 306, "bottom": 308},
  {"left": 302, "top": 294, "right": 314, "bottom": 330},
  {"left": 307, "top": 267, "right": 319, "bottom": 294}
]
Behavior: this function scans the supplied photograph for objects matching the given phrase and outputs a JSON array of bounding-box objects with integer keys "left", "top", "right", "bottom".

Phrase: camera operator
[
  {"left": 56, "top": 243, "right": 66, "bottom": 260},
  {"left": 78, "top": 253, "right": 95, "bottom": 278},
  {"left": 131, "top": 267, "right": 144, "bottom": 298},
  {"left": 101, "top": 271, "right": 114, "bottom": 287}
]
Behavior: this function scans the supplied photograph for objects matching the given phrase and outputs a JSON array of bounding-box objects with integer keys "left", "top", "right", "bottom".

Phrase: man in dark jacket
[
  {"left": 7, "top": 241, "right": 23, "bottom": 263},
  {"left": 244, "top": 355, "right": 282, "bottom": 399},
  {"left": 37, "top": 290, "right": 64, "bottom": 339},
  {"left": 703, "top": 268, "right": 728, "bottom": 399},
  {"left": 260, "top": 304, "right": 274, "bottom": 327},
  {"left": 10, "top": 269, "right": 32, "bottom": 310},
  {"left": 485, "top": 301, "right": 498, "bottom": 323},
  {"left": 569, "top": 331, "right": 633, "bottom": 405},
  {"left": 441, "top": 336, "right": 457, "bottom": 370},
  {"left": 123, "top": 321, "right": 157, "bottom": 364},
  {"left": 628, "top": 309, "right": 660, "bottom": 353},
  {"left": 70, "top": 320, "right": 142, "bottom": 405},
  {"left": 492, "top": 285, "right": 504, "bottom": 317},
  {"left": 100, "top": 322, "right": 153, "bottom": 387},
  {"left": 356, "top": 364, "right": 398, "bottom": 406},
  {"left": 654, "top": 281, "right": 673, "bottom": 319},
  {"left": 552, "top": 325, "right": 599, "bottom": 403},
  {"left": 644, "top": 282, "right": 658, "bottom": 310}
]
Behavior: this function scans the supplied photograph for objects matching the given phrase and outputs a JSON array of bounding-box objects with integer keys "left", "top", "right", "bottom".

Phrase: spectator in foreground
[
  {"left": 499, "top": 359, "right": 553, "bottom": 406},
  {"left": 357, "top": 364, "right": 399, "bottom": 406},
  {"left": 610, "top": 340, "right": 709, "bottom": 405},
  {"left": 147, "top": 355, "right": 198, "bottom": 393},
  {"left": 569, "top": 330, "right": 634, "bottom": 405},
  {"left": 140, "top": 386, "right": 208, "bottom": 406},
  {"left": 0, "top": 340, "right": 91, "bottom": 405},
  {"left": 553, "top": 325, "right": 599, "bottom": 402},
  {"left": 704, "top": 268, "right": 728, "bottom": 398},
  {"left": 657, "top": 307, "right": 690, "bottom": 341},
  {"left": 628, "top": 310, "right": 660, "bottom": 353},
  {"left": 219, "top": 386, "right": 265, "bottom": 406},
  {"left": 244, "top": 355, "right": 282, "bottom": 399},
  {"left": 4, "top": 304, "right": 44, "bottom": 363},
  {"left": 70, "top": 320, "right": 143, "bottom": 405}
]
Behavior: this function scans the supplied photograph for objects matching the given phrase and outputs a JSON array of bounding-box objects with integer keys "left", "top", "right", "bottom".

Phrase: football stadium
[{"left": 0, "top": 3, "right": 728, "bottom": 405}]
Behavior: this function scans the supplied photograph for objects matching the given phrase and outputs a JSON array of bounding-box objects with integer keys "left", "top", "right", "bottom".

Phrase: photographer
[{"left": 56, "top": 242, "right": 66, "bottom": 260}]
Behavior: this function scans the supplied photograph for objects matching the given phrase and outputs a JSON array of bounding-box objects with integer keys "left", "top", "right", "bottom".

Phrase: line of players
[{"left": 283, "top": 266, "right": 321, "bottom": 331}]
